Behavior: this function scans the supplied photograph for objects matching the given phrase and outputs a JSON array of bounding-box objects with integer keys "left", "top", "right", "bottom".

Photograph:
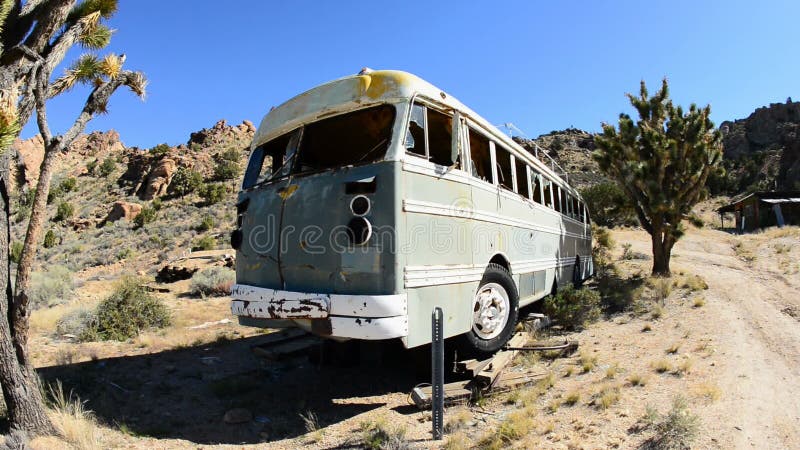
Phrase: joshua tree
[
  {"left": 0, "top": 0, "right": 145, "bottom": 434},
  {"left": 594, "top": 79, "right": 722, "bottom": 276}
]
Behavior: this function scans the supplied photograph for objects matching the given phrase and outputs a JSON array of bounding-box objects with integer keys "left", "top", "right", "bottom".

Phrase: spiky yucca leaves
[
  {"left": 69, "top": 0, "right": 119, "bottom": 23},
  {"left": 594, "top": 79, "right": 722, "bottom": 275},
  {"left": 50, "top": 52, "right": 141, "bottom": 100}
]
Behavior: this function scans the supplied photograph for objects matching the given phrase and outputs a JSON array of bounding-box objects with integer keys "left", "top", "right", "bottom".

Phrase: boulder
[
  {"left": 142, "top": 157, "right": 177, "bottom": 200},
  {"left": 12, "top": 135, "right": 44, "bottom": 189},
  {"left": 105, "top": 201, "right": 142, "bottom": 223}
]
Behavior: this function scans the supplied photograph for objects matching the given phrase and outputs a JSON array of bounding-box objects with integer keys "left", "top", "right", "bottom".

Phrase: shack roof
[{"left": 717, "top": 191, "right": 800, "bottom": 213}]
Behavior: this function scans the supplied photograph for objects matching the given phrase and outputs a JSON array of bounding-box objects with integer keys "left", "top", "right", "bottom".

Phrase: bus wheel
[
  {"left": 460, "top": 263, "right": 519, "bottom": 357},
  {"left": 572, "top": 257, "right": 582, "bottom": 288}
]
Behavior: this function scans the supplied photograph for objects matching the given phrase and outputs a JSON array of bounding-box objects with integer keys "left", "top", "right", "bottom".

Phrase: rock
[
  {"left": 142, "top": 157, "right": 177, "bottom": 200},
  {"left": 12, "top": 135, "right": 45, "bottom": 189},
  {"left": 224, "top": 408, "right": 252, "bottom": 424},
  {"left": 105, "top": 201, "right": 143, "bottom": 223},
  {"left": 68, "top": 218, "right": 97, "bottom": 232},
  {"left": 243, "top": 120, "right": 256, "bottom": 133},
  {"left": 155, "top": 250, "right": 235, "bottom": 283}
]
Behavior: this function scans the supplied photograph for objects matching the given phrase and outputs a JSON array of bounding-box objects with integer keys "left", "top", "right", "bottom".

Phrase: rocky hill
[
  {"left": 718, "top": 99, "right": 800, "bottom": 192},
  {"left": 9, "top": 119, "right": 254, "bottom": 275}
]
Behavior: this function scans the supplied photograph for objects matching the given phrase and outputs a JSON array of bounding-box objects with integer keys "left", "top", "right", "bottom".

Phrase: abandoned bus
[{"left": 230, "top": 69, "right": 592, "bottom": 355}]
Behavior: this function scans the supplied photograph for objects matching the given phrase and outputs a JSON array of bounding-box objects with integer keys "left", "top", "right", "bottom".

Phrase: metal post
[{"left": 431, "top": 307, "right": 444, "bottom": 440}]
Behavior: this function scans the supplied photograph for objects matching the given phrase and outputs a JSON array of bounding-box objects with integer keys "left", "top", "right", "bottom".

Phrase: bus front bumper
[{"left": 230, "top": 284, "right": 408, "bottom": 340}]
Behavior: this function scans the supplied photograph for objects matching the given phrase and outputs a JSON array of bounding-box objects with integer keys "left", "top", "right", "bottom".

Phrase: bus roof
[{"left": 252, "top": 70, "right": 578, "bottom": 197}]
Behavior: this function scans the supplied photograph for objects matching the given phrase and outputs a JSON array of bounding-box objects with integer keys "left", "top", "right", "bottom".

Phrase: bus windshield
[{"left": 243, "top": 104, "right": 395, "bottom": 188}]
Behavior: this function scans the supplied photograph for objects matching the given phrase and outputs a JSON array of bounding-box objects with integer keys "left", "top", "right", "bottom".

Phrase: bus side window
[
  {"left": 554, "top": 186, "right": 562, "bottom": 213},
  {"left": 427, "top": 108, "right": 457, "bottom": 167},
  {"left": 468, "top": 128, "right": 492, "bottom": 182},
  {"left": 531, "top": 172, "right": 543, "bottom": 204},
  {"left": 572, "top": 197, "right": 580, "bottom": 220},
  {"left": 405, "top": 103, "right": 426, "bottom": 157},
  {"left": 542, "top": 179, "right": 553, "bottom": 208},
  {"left": 495, "top": 144, "right": 514, "bottom": 191},
  {"left": 515, "top": 158, "right": 530, "bottom": 199}
]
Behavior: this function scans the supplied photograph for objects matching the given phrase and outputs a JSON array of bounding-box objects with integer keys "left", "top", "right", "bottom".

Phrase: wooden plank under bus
[{"left": 475, "top": 332, "right": 528, "bottom": 385}]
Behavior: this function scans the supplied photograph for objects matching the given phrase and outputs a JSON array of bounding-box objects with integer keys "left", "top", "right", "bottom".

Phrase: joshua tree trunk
[
  {"left": 0, "top": 155, "right": 55, "bottom": 434},
  {"left": 650, "top": 228, "right": 674, "bottom": 276}
]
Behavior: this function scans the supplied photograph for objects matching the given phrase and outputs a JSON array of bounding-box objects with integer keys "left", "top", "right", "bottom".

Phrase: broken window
[
  {"left": 515, "top": 157, "right": 530, "bottom": 199},
  {"left": 542, "top": 178, "right": 553, "bottom": 208},
  {"left": 242, "top": 130, "right": 297, "bottom": 189},
  {"left": 531, "top": 171, "right": 543, "bottom": 204},
  {"left": 405, "top": 103, "right": 426, "bottom": 157},
  {"left": 294, "top": 104, "right": 395, "bottom": 174},
  {"left": 427, "top": 108, "right": 456, "bottom": 167},
  {"left": 495, "top": 144, "right": 514, "bottom": 191},
  {"left": 468, "top": 128, "right": 492, "bottom": 182}
]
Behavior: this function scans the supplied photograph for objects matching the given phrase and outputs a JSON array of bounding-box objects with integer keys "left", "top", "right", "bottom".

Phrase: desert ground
[{"left": 19, "top": 218, "right": 800, "bottom": 449}]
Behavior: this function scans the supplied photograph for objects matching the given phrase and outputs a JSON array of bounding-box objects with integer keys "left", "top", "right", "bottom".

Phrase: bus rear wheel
[{"left": 459, "top": 263, "right": 519, "bottom": 357}]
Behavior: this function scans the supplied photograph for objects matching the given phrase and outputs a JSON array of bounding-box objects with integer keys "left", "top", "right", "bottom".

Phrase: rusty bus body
[{"left": 230, "top": 70, "right": 592, "bottom": 355}]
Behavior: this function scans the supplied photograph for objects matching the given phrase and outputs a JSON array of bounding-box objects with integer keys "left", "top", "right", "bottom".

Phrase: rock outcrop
[
  {"left": 105, "top": 201, "right": 142, "bottom": 223},
  {"left": 11, "top": 135, "right": 44, "bottom": 189},
  {"left": 720, "top": 99, "right": 800, "bottom": 191},
  {"left": 142, "top": 157, "right": 177, "bottom": 200}
]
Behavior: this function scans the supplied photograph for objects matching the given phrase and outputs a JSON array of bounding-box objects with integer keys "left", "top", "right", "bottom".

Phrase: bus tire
[{"left": 459, "top": 263, "right": 519, "bottom": 357}]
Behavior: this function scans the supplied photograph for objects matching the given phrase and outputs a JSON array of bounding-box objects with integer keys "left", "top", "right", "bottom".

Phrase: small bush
[
  {"left": 98, "top": 157, "right": 116, "bottom": 177},
  {"left": 543, "top": 284, "right": 601, "bottom": 330},
  {"left": 198, "top": 215, "right": 214, "bottom": 231},
  {"left": 170, "top": 167, "right": 204, "bottom": 197},
  {"left": 82, "top": 277, "right": 170, "bottom": 341},
  {"left": 56, "top": 307, "right": 95, "bottom": 337},
  {"left": 133, "top": 205, "right": 157, "bottom": 228},
  {"left": 60, "top": 177, "right": 77, "bottom": 193},
  {"left": 199, "top": 183, "right": 227, "bottom": 205},
  {"left": 10, "top": 241, "right": 23, "bottom": 264},
  {"left": 687, "top": 213, "right": 704, "bottom": 228},
  {"left": 190, "top": 267, "right": 235, "bottom": 297},
  {"left": 192, "top": 235, "right": 217, "bottom": 251},
  {"left": 54, "top": 200, "right": 74, "bottom": 221},
  {"left": 150, "top": 143, "right": 170, "bottom": 157},
  {"left": 151, "top": 197, "right": 163, "bottom": 211},
  {"left": 85, "top": 159, "right": 98, "bottom": 175},
  {"left": 360, "top": 417, "right": 409, "bottom": 450},
  {"left": 642, "top": 396, "right": 700, "bottom": 450},
  {"left": 43, "top": 229, "right": 58, "bottom": 248},
  {"left": 213, "top": 148, "right": 243, "bottom": 181},
  {"left": 29, "top": 265, "right": 73, "bottom": 309}
]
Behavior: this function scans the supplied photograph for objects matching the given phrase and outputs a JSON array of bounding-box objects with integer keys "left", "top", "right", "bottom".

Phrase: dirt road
[{"left": 617, "top": 227, "right": 800, "bottom": 449}]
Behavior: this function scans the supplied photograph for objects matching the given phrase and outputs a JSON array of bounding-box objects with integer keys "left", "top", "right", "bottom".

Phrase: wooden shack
[{"left": 717, "top": 191, "right": 800, "bottom": 232}]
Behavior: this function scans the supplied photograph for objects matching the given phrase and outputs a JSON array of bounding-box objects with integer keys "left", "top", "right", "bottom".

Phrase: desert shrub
[
  {"left": 198, "top": 215, "right": 214, "bottom": 231},
  {"left": 85, "top": 159, "right": 98, "bottom": 175},
  {"left": 641, "top": 396, "right": 700, "bottom": 450},
  {"left": 54, "top": 200, "right": 74, "bottom": 221},
  {"left": 581, "top": 182, "right": 636, "bottom": 227},
  {"left": 43, "top": 229, "right": 58, "bottom": 248},
  {"left": 190, "top": 267, "right": 235, "bottom": 297},
  {"left": 81, "top": 277, "right": 170, "bottom": 341},
  {"left": 55, "top": 307, "right": 95, "bottom": 337},
  {"left": 60, "top": 177, "right": 77, "bottom": 193},
  {"left": 199, "top": 183, "right": 227, "bottom": 205},
  {"left": 29, "top": 265, "right": 74, "bottom": 309},
  {"left": 133, "top": 205, "right": 157, "bottom": 228},
  {"left": 151, "top": 197, "right": 163, "bottom": 211},
  {"left": 543, "top": 284, "right": 601, "bottom": 330},
  {"left": 98, "top": 157, "right": 116, "bottom": 177},
  {"left": 10, "top": 241, "right": 23, "bottom": 263},
  {"left": 213, "top": 148, "right": 242, "bottom": 181},
  {"left": 687, "top": 213, "right": 704, "bottom": 228},
  {"left": 170, "top": 167, "right": 204, "bottom": 197},
  {"left": 360, "top": 418, "right": 409, "bottom": 450},
  {"left": 150, "top": 143, "right": 170, "bottom": 157},
  {"left": 192, "top": 235, "right": 216, "bottom": 251}
]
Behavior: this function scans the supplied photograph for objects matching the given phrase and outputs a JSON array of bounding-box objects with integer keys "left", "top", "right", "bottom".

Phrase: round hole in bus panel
[
  {"left": 350, "top": 195, "right": 371, "bottom": 216},
  {"left": 346, "top": 217, "right": 372, "bottom": 245}
]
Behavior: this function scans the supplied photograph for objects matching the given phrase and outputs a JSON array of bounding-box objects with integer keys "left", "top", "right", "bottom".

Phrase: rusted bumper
[{"left": 230, "top": 284, "right": 408, "bottom": 339}]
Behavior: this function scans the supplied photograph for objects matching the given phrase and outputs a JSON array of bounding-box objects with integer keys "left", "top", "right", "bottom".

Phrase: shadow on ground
[{"left": 38, "top": 334, "right": 437, "bottom": 445}]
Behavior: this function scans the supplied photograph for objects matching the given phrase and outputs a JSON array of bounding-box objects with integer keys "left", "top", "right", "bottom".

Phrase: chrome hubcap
[{"left": 472, "top": 283, "right": 510, "bottom": 340}]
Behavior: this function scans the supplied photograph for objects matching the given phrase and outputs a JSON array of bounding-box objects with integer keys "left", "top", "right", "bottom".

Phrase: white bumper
[{"left": 230, "top": 284, "right": 408, "bottom": 340}]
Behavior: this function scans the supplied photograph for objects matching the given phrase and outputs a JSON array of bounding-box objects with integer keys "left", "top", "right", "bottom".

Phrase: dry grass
[
  {"left": 563, "top": 366, "right": 575, "bottom": 377},
  {"left": 673, "top": 357, "right": 694, "bottom": 376},
  {"left": 593, "top": 384, "right": 621, "bottom": 410},
  {"left": 444, "top": 408, "right": 472, "bottom": 433},
  {"left": 359, "top": 416, "right": 408, "bottom": 450},
  {"left": 579, "top": 350, "right": 598, "bottom": 373},
  {"left": 680, "top": 275, "right": 709, "bottom": 291},
  {"left": 443, "top": 431, "right": 470, "bottom": 450},
  {"left": 692, "top": 297, "right": 706, "bottom": 308},
  {"left": 628, "top": 373, "right": 648, "bottom": 387},
  {"left": 665, "top": 343, "right": 681, "bottom": 354},
  {"left": 693, "top": 382, "right": 722, "bottom": 402},
  {"left": 605, "top": 363, "right": 621, "bottom": 379},
  {"left": 642, "top": 323, "right": 653, "bottom": 332},
  {"left": 477, "top": 408, "right": 535, "bottom": 449},
  {"left": 650, "top": 303, "right": 665, "bottom": 320},
  {"left": 563, "top": 390, "right": 581, "bottom": 406},
  {"left": 651, "top": 359, "right": 673, "bottom": 374},
  {"left": 300, "top": 410, "right": 323, "bottom": 443},
  {"left": 47, "top": 381, "right": 101, "bottom": 450}
]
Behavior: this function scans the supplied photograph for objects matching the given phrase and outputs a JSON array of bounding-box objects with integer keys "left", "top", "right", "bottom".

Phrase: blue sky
[{"left": 22, "top": 0, "right": 800, "bottom": 149}]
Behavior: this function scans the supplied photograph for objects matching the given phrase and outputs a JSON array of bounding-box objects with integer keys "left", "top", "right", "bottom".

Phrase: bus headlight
[{"left": 346, "top": 216, "right": 372, "bottom": 245}]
